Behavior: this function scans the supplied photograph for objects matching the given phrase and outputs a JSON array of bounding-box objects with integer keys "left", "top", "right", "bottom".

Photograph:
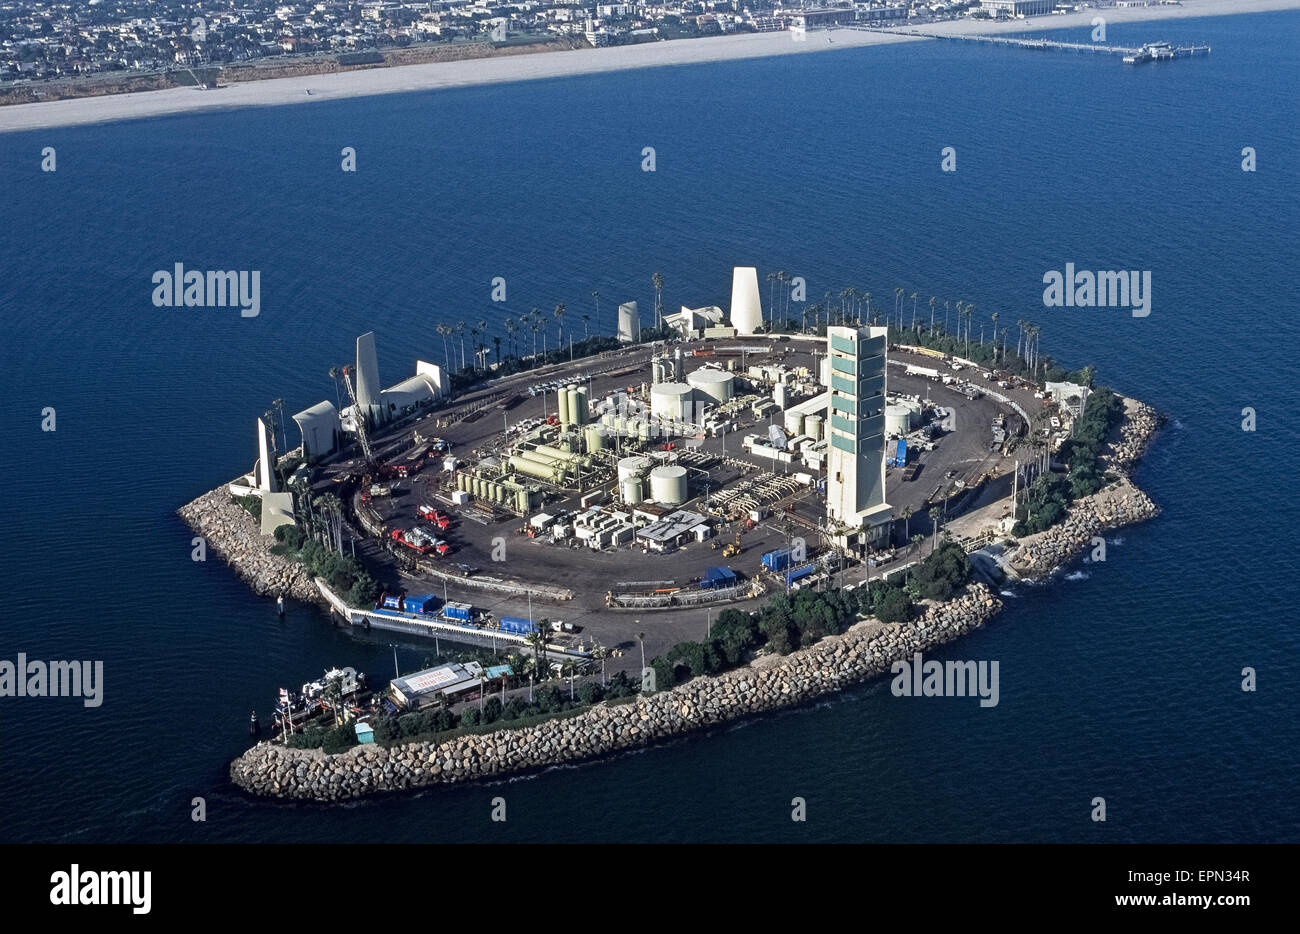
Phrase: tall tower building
[{"left": 825, "top": 324, "right": 892, "bottom": 553}]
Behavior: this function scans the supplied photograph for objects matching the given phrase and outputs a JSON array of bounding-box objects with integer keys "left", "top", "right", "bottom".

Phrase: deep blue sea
[{"left": 2, "top": 12, "right": 1297, "bottom": 843}]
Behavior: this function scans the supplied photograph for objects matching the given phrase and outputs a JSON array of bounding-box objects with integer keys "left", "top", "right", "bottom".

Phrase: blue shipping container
[
  {"left": 382, "top": 595, "right": 404, "bottom": 609},
  {"left": 784, "top": 563, "right": 816, "bottom": 585},
  {"left": 896, "top": 439, "right": 907, "bottom": 466},
  {"left": 762, "top": 549, "right": 793, "bottom": 572},
  {"left": 499, "top": 616, "right": 537, "bottom": 634},
  {"left": 443, "top": 602, "right": 473, "bottom": 621}
]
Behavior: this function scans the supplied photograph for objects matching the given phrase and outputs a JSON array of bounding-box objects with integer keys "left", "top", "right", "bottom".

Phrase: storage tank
[
  {"left": 620, "top": 476, "right": 644, "bottom": 505},
  {"left": 557, "top": 387, "right": 570, "bottom": 426},
  {"left": 687, "top": 368, "right": 735, "bottom": 407},
  {"left": 638, "top": 421, "right": 651, "bottom": 442},
  {"left": 652, "top": 358, "right": 667, "bottom": 384},
  {"left": 804, "top": 414, "right": 824, "bottom": 441},
  {"left": 572, "top": 387, "right": 588, "bottom": 427},
  {"left": 773, "top": 382, "right": 789, "bottom": 410},
  {"left": 886, "top": 403, "right": 917, "bottom": 436},
  {"left": 649, "top": 465, "right": 688, "bottom": 505},
  {"left": 509, "top": 455, "right": 562, "bottom": 482},
  {"left": 784, "top": 411, "right": 805, "bottom": 437},
  {"left": 650, "top": 382, "right": 694, "bottom": 421},
  {"left": 585, "top": 424, "right": 606, "bottom": 451},
  {"left": 515, "top": 488, "right": 530, "bottom": 513},
  {"left": 618, "top": 455, "right": 652, "bottom": 482},
  {"left": 457, "top": 473, "right": 469, "bottom": 492}
]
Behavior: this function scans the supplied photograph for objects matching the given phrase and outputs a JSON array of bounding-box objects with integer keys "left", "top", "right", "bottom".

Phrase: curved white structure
[
  {"left": 617, "top": 455, "right": 652, "bottom": 482},
  {"left": 729, "top": 266, "right": 763, "bottom": 335}
]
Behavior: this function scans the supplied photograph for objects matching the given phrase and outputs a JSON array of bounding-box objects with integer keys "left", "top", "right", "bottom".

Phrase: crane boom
[{"left": 340, "top": 365, "right": 377, "bottom": 467}]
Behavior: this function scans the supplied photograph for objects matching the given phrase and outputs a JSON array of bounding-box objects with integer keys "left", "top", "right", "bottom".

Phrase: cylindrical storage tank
[
  {"left": 649, "top": 465, "right": 688, "bottom": 505},
  {"left": 773, "top": 382, "right": 789, "bottom": 410},
  {"left": 457, "top": 472, "right": 468, "bottom": 491},
  {"left": 516, "top": 488, "right": 529, "bottom": 513},
  {"left": 585, "top": 424, "right": 606, "bottom": 451},
  {"left": 650, "top": 382, "right": 694, "bottom": 421},
  {"left": 490, "top": 482, "right": 501, "bottom": 503},
  {"left": 687, "top": 368, "right": 735, "bottom": 407},
  {"left": 652, "top": 359, "right": 666, "bottom": 384},
  {"left": 804, "top": 414, "right": 823, "bottom": 441},
  {"left": 557, "top": 387, "right": 570, "bottom": 426},
  {"left": 509, "top": 456, "right": 560, "bottom": 482},
  {"left": 885, "top": 403, "right": 916, "bottom": 436},
  {"left": 638, "top": 421, "right": 650, "bottom": 442},
  {"left": 618, "top": 455, "right": 652, "bottom": 482},
  {"left": 784, "top": 411, "right": 805, "bottom": 437},
  {"left": 621, "top": 476, "right": 643, "bottom": 505},
  {"left": 573, "top": 387, "right": 588, "bottom": 427}
]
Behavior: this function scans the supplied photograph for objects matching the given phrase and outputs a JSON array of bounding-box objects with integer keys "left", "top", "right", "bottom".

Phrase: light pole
[{"left": 388, "top": 644, "right": 400, "bottom": 680}]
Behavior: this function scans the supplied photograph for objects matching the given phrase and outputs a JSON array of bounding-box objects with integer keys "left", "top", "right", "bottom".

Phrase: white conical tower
[{"left": 729, "top": 266, "right": 762, "bottom": 335}]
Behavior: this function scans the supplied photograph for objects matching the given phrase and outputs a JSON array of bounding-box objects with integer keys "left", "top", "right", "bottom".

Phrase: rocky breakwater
[
  {"left": 178, "top": 485, "right": 319, "bottom": 604},
  {"left": 1010, "top": 477, "right": 1160, "bottom": 579},
  {"left": 230, "top": 584, "right": 1002, "bottom": 801},
  {"left": 1106, "top": 398, "right": 1166, "bottom": 476},
  {"left": 1009, "top": 398, "right": 1165, "bottom": 579}
]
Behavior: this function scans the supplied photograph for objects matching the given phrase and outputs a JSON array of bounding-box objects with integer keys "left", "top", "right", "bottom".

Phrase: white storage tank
[
  {"left": 886, "top": 402, "right": 918, "bottom": 436},
  {"left": 784, "top": 411, "right": 805, "bottom": 437},
  {"left": 804, "top": 413, "right": 824, "bottom": 441},
  {"left": 573, "top": 387, "right": 588, "bottom": 426},
  {"left": 621, "top": 476, "right": 644, "bottom": 505},
  {"left": 556, "top": 386, "right": 570, "bottom": 426},
  {"left": 650, "top": 382, "right": 694, "bottom": 421},
  {"left": 617, "top": 455, "right": 652, "bottom": 482},
  {"left": 773, "top": 382, "right": 789, "bottom": 410},
  {"left": 649, "top": 465, "right": 688, "bottom": 505},
  {"left": 687, "top": 368, "right": 735, "bottom": 407}
]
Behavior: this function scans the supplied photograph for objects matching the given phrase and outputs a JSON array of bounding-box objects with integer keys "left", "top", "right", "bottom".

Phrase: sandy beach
[{"left": 0, "top": 0, "right": 1294, "bottom": 134}]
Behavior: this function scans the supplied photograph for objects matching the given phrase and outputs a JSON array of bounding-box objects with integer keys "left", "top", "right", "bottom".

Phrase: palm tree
[
  {"left": 962, "top": 304, "right": 974, "bottom": 357},
  {"left": 553, "top": 303, "right": 566, "bottom": 352},
  {"left": 944, "top": 300, "right": 951, "bottom": 335},
  {"left": 929, "top": 506, "right": 942, "bottom": 553},
  {"left": 862, "top": 291, "right": 871, "bottom": 324},
  {"left": 990, "top": 312, "right": 1000, "bottom": 362},
  {"left": 324, "top": 674, "right": 344, "bottom": 727},
  {"left": 928, "top": 296, "right": 936, "bottom": 335},
  {"left": 455, "top": 320, "right": 467, "bottom": 372},
  {"left": 435, "top": 323, "right": 451, "bottom": 372},
  {"left": 652, "top": 272, "right": 665, "bottom": 330},
  {"left": 767, "top": 271, "right": 777, "bottom": 327},
  {"left": 910, "top": 292, "right": 919, "bottom": 332},
  {"left": 529, "top": 310, "right": 541, "bottom": 366},
  {"left": 591, "top": 642, "right": 609, "bottom": 688},
  {"left": 492, "top": 334, "right": 502, "bottom": 367},
  {"left": 590, "top": 289, "right": 600, "bottom": 332},
  {"left": 901, "top": 505, "right": 914, "bottom": 542},
  {"left": 562, "top": 659, "right": 576, "bottom": 701},
  {"left": 503, "top": 316, "right": 517, "bottom": 359}
]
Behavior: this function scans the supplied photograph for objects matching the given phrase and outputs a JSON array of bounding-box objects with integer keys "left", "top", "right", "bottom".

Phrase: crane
[{"left": 339, "top": 364, "right": 379, "bottom": 472}]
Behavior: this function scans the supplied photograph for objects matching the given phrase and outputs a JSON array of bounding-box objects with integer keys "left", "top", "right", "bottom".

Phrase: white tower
[
  {"left": 355, "top": 331, "right": 383, "bottom": 427},
  {"left": 825, "top": 325, "right": 892, "bottom": 553},
  {"left": 729, "top": 266, "right": 763, "bottom": 335}
]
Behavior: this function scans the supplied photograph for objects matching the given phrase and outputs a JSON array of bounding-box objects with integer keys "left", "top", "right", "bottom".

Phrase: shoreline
[
  {"left": 226, "top": 397, "right": 1165, "bottom": 802},
  {"left": 3, "top": 0, "right": 1296, "bottom": 135}
]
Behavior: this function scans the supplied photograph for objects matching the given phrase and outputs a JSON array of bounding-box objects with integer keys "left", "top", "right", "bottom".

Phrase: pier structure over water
[{"left": 846, "top": 26, "right": 1210, "bottom": 60}]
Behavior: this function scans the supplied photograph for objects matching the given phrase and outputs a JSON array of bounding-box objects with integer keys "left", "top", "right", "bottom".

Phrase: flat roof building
[{"left": 389, "top": 661, "right": 484, "bottom": 711}]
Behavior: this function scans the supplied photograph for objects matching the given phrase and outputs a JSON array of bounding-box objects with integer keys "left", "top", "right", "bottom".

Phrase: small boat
[{"left": 249, "top": 710, "right": 260, "bottom": 737}]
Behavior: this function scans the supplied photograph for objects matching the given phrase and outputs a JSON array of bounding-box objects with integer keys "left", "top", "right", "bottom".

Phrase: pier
[{"left": 847, "top": 27, "right": 1210, "bottom": 61}]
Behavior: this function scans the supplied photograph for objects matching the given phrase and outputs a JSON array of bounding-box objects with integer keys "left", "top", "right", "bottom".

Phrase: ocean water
[{"left": 1, "top": 12, "right": 1297, "bottom": 843}]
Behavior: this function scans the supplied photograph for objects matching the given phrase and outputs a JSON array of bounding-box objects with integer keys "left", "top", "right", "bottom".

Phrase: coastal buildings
[
  {"left": 825, "top": 325, "right": 892, "bottom": 554},
  {"left": 979, "top": 0, "right": 1059, "bottom": 16}
]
